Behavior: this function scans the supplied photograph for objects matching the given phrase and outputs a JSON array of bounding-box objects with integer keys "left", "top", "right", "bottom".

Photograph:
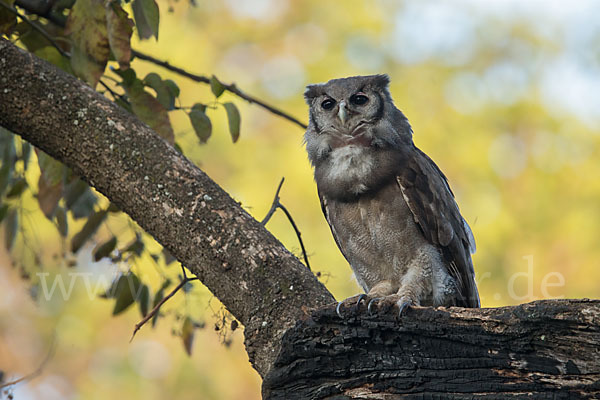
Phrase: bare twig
[
  {"left": 0, "top": 334, "right": 56, "bottom": 389},
  {"left": 131, "top": 50, "right": 308, "bottom": 130},
  {"left": 0, "top": 1, "right": 69, "bottom": 57},
  {"left": 261, "top": 178, "right": 311, "bottom": 271},
  {"left": 130, "top": 276, "right": 198, "bottom": 341},
  {"left": 276, "top": 203, "right": 311, "bottom": 271},
  {"left": 261, "top": 177, "right": 286, "bottom": 225}
]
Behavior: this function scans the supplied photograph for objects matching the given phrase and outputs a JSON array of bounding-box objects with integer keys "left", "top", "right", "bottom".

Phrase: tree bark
[
  {"left": 0, "top": 38, "right": 335, "bottom": 378},
  {"left": 263, "top": 299, "right": 600, "bottom": 399}
]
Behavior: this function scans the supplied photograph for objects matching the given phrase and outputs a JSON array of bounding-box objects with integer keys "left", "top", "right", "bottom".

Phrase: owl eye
[
  {"left": 350, "top": 94, "right": 369, "bottom": 106},
  {"left": 321, "top": 99, "right": 336, "bottom": 110}
]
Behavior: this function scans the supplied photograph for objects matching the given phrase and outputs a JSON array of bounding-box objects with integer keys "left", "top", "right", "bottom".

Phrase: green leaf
[
  {"left": 0, "top": 132, "right": 16, "bottom": 197},
  {"left": 189, "top": 107, "right": 212, "bottom": 144},
  {"left": 38, "top": 175, "right": 62, "bottom": 219},
  {"left": 210, "top": 75, "right": 225, "bottom": 98},
  {"left": 71, "top": 209, "right": 108, "bottom": 253},
  {"left": 56, "top": 207, "right": 68, "bottom": 237},
  {"left": 164, "top": 79, "right": 180, "bottom": 99},
  {"left": 0, "top": 205, "right": 9, "bottom": 224},
  {"left": 65, "top": 178, "right": 90, "bottom": 208},
  {"left": 181, "top": 316, "right": 195, "bottom": 356},
  {"left": 0, "top": 0, "right": 16, "bottom": 35},
  {"left": 37, "top": 150, "right": 64, "bottom": 186},
  {"left": 162, "top": 247, "right": 176, "bottom": 265},
  {"left": 151, "top": 285, "right": 165, "bottom": 327},
  {"left": 106, "top": 2, "right": 134, "bottom": 70},
  {"left": 126, "top": 80, "right": 174, "bottom": 144},
  {"left": 131, "top": 0, "right": 159, "bottom": 40},
  {"left": 65, "top": 0, "right": 110, "bottom": 87},
  {"left": 4, "top": 208, "right": 17, "bottom": 251},
  {"left": 143, "top": 73, "right": 174, "bottom": 110},
  {"left": 20, "top": 141, "right": 31, "bottom": 171},
  {"left": 93, "top": 236, "right": 117, "bottom": 261},
  {"left": 112, "top": 273, "right": 142, "bottom": 315},
  {"left": 0, "top": 164, "right": 12, "bottom": 198},
  {"left": 6, "top": 177, "right": 27, "bottom": 198},
  {"left": 138, "top": 284, "right": 150, "bottom": 317},
  {"left": 223, "top": 102, "right": 241, "bottom": 143},
  {"left": 66, "top": 180, "right": 97, "bottom": 220},
  {"left": 114, "top": 67, "right": 137, "bottom": 87},
  {"left": 123, "top": 234, "right": 144, "bottom": 256}
]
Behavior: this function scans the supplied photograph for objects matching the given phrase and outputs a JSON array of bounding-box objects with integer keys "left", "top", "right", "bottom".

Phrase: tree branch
[
  {"left": 264, "top": 299, "right": 600, "bottom": 399},
  {"left": 130, "top": 49, "right": 308, "bottom": 129},
  {"left": 0, "top": 38, "right": 334, "bottom": 378},
  {"left": 11, "top": 0, "right": 308, "bottom": 130}
]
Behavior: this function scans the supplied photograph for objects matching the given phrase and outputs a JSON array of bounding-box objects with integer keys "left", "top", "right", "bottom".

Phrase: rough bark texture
[
  {"left": 263, "top": 298, "right": 600, "bottom": 399},
  {"left": 0, "top": 39, "right": 335, "bottom": 378}
]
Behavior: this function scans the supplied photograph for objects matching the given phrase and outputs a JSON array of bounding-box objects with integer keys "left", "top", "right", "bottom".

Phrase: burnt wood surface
[{"left": 263, "top": 299, "right": 600, "bottom": 399}]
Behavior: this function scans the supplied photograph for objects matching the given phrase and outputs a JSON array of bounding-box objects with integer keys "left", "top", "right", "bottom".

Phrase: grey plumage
[{"left": 304, "top": 74, "right": 479, "bottom": 310}]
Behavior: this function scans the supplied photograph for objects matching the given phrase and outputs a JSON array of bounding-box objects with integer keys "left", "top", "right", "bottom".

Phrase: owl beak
[{"left": 337, "top": 100, "right": 348, "bottom": 124}]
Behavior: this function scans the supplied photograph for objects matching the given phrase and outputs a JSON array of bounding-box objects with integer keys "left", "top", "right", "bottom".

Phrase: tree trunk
[{"left": 263, "top": 299, "right": 600, "bottom": 399}]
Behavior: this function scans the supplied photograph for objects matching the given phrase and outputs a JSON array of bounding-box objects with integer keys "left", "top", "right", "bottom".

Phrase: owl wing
[{"left": 396, "top": 146, "right": 480, "bottom": 307}]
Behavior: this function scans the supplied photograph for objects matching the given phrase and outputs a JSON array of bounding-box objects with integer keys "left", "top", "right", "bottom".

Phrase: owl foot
[
  {"left": 336, "top": 294, "right": 368, "bottom": 318},
  {"left": 366, "top": 296, "right": 413, "bottom": 317}
]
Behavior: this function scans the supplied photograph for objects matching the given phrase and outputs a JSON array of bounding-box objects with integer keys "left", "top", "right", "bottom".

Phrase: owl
[{"left": 304, "top": 74, "right": 479, "bottom": 315}]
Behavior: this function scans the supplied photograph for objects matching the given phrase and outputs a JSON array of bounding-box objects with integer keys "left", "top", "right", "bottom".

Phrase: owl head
[{"left": 303, "top": 74, "right": 413, "bottom": 166}]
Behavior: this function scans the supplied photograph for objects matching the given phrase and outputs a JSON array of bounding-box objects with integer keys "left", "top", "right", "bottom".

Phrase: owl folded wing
[{"left": 396, "top": 146, "right": 480, "bottom": 307}]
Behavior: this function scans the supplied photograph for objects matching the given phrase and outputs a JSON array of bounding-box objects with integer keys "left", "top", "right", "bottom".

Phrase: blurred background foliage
[{"left": 1, "top": 0, "right": 600, "bottom": 399}]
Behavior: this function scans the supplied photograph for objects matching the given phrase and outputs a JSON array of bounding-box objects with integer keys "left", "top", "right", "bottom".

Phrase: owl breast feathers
[{"left": 304, "top": 74, "right": 479, "bottom": 309}]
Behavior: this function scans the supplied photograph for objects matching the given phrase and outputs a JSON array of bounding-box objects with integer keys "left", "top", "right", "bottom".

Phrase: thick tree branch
[
  {"left": 264, "top": 299, "right": 600, "bottom": 399},
  {"left": 0, "top": 39, "right": 334, "bottom": 377}
]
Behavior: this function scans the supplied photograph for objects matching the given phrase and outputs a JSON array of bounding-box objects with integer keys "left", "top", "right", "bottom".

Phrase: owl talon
[
  {"left": 397, "top": 299, "right": 412, "bottom": 317},
  {"left": 367, "top": 298, "right": 383, "bottom": 315},
  {"left": 335, "top": 301, "right": 344, "bottom": 318},
  {"left": 355, "top": 294, "right": 368, "bottom": 309}
]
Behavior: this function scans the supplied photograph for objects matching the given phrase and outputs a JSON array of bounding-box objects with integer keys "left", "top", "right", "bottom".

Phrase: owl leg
[{"left": 391, "top": 268, "right": 430, "bottom": 317}]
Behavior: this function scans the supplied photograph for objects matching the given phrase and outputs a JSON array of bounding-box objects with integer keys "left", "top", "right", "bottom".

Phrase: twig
[
  {"left": 261, "top": 177, "right": 286, "bottom": 225},
  {"left": 0, "top": 1, "right": 69, "bottom": 58},
  {"left": 261, "top": 178, "right": 311, "bottom": 271},
  {"left": 276, "top": 203, "right": 311, "bottom": 271},
  {"left": 0, "top": 334, "right": 56, "bottom": 389},
  {"left": 130, "top": 276, "right": 198, "bottom": 341},
  {"left": 131, "top": 50, "right": 308, "bottom": 130},
  {"left": 98, "top": 79, "right": 128, "bottom": 104}
]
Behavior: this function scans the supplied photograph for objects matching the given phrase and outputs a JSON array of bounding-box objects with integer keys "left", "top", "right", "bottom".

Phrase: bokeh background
[{"left": 2, "top": 0, "right": 600, "bottom": 399}]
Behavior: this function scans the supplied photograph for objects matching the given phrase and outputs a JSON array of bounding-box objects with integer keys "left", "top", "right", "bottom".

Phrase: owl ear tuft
[
  {"left": 369, "top": 74, "right": 390, "bottom": 90},
  {"left": 304, "top": 84, "right": 324, "bottom": 103}
]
